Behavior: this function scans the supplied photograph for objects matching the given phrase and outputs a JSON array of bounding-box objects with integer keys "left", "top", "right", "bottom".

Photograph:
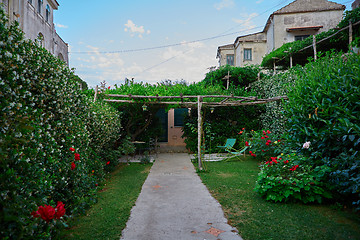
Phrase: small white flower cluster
[{"left": 303, "top": 141, "right": 311, "bottom": 149}]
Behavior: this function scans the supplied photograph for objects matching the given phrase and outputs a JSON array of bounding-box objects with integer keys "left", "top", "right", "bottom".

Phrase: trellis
[{"left": 94, "top": 86, "right": 288, "bottom": 170}]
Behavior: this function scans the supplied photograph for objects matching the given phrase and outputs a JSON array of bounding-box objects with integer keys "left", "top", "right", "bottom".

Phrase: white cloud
[
  {"left": 124, "top": 20, "right": 151, "bottom": 38},
  {"left": 214, "top": 0, "right": 235, "bottom": 10},
  {"left": 233, "top": 13, "right": 259, "bottom": 33},
  {"left": 256, "top": 0, "right": 264, "bottom": 4},
  {"left": 55, "top": 23, "right": 68, "bottom": 29}
]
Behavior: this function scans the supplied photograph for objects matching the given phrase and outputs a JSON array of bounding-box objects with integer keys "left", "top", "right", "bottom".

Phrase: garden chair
[{"left": 217, "top": 138, "right": 236, "bottom": 153}]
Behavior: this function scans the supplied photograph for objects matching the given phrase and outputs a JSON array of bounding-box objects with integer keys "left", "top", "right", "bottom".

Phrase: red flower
[
  {"left": 71, "top": 162, "right": 76, "bottom": 170},
  {"left": 69, "top": 147, "right": 75, "bottom": 152},
  {"left": 261, "top": 137, "right": 265, "bottom": 139},
  {"left": 265, "top": 135, "right": 269, "bottom": 138},
  {"left": 249, "top": 151, "right": 253, "bottom": 154},
  {"left": 262, "top": 149, "right": 265, "bottom": 152},
  {"left": 31, "top": 210, "right": 40, "bottom": 218},
  {"left": 55, "top": 202, "right": 66, "bottom": 219},
  {"left": 95, "top": 183, "right": 98, "bottom": 186},
  {"left": 242, "top": 127, "right": 245, "bottom": 130},
  {"left": 245, "top": 141, "right": 249, "bottom": 146},
  {"left": 290, "top": 165, "right": 299, "bottom": 171},
  {"left": 284, "top": 160, "right": 289, "bottom": 164},
  {"left": 238, "top": 131, "right": 243, "bottom": 135},
  {"left": 263, "top": 130, "right": 266, "bottom": 135},
  {"left": 106, "top": 161, "right": 110, "bottom": 165},
  {"left": 37, "top": 205, "right": 55, "bottom": 222},
  {"left": 108, "top": 86, "right": 111, "bottom": 89},
  {"left": 74, "top": 153, "right": 80, "bottom": 161},
  {"left": 267, "top": 130, "right": 271, "bottom": 134}
]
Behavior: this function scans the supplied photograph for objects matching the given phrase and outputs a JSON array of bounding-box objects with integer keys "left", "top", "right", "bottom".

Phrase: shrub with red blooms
[
  {"left": 71, "top": 162, "right": 76, "bottom": 170},
  {"left": 242, "top": 129, "right": 282, "bottom": 160},
  {"left": 74, "top": 153, "right": 80, "bottom": 161},
  {"left": 32, "top": 202, "right": 66, "bottom": 222},
  {"left": 255, "top": 153, "right": 332, "bottom": 203}
]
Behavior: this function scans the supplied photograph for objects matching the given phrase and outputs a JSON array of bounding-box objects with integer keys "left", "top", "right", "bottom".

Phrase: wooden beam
[{"left": 104, "top": 94, "right": 257, "bottom": 100}]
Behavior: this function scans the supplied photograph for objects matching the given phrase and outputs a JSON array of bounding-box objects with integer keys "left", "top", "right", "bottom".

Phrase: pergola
[{"left": 94, "top": 86, "right": 288, "bottom": 169}]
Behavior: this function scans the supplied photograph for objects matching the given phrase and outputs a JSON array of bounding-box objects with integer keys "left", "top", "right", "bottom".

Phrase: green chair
[
  {"left": 217, "top": 138, "right": 236, "bottom": 152},
  {"left": 229, "top": 146, "right": 248, "bottom": 155}
]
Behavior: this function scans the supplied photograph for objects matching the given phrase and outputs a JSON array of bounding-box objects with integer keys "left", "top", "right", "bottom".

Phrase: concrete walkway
[{"left": 120, "top": 153, "right": 242, "bottom": 240}]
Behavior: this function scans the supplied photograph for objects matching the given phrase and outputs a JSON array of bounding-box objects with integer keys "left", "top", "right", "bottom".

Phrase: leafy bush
[
  {"left": 252, "top": 69, "right": 297, "bottom": 137},
  {"left": 283, "top": 52, "right": 360, "bottom": 209},
  {"left": 243, "top": 129, "right": 283, "bottom": 161},
  {"left": 255, "top": 153, "right": 332, "bottom": 203},
  {"left": 0, "top": 8, "right": 124, "bottom": 239},
  {"left": 203, "top": 65, "right": 261, "bottom": 89}
]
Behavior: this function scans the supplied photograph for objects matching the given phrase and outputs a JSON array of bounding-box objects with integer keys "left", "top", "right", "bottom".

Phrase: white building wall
[
  {"left": 273, "top": 10, "right": 344, "bottom": 50},
  {"left": 1, "top": 0, "right": 68, "bottom": 65}
]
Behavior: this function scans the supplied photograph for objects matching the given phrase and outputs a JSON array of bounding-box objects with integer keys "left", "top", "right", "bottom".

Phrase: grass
[
  {"left": 197, "top": 157, "right": 360, "bottom": 240},
  {"left": 61, "top": 163, "right": 151, "bottom": 240}
]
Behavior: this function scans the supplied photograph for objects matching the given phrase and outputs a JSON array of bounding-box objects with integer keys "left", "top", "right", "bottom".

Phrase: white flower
[{"left": 303, "top": 141, "right": 311, "bottom": 149}]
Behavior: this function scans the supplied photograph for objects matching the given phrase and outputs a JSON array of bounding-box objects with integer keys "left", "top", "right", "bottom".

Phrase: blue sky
[{"left": 54, "top": 0, "right": 353, "bottom": 88}]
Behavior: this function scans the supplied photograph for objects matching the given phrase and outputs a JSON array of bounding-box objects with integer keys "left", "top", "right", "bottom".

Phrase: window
[
  {"left": 46, "top": 4, "right": 50, "bottom": 22},
  {"left": 174, "top": 108, "right": 188, "bottom": 127},
  {"left": 37, "top": 33, "right": 44, "bottom": 47},
  {"left": 244, "top": 48, "right": 252, "bottom": 61},
  {"left": 295, "top": 35, "right": 310, "bottom": 41},
  {"left": 38, "top": 0, "right": 43, "bottom": 14},
  {"left": 226, "top": 54, "right": 234, "bottom": 66}
]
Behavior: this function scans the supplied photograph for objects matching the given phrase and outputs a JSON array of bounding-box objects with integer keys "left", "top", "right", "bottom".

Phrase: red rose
[
  {"left": 37, "top": 205, "right": 55, "bottom": 222},
  {"left": 108, "top": 86, "right": 111, "bottom": 89},
  {"left": 71, "top": 162, "right": 76, "bottom": 170},
  {"left": 55, "top": 201, "right": 66, "bottom": 219},
  {"left": 31, "top": 210, "right": 40, "bottom": 218},
  {"left": 267, "top": 130, "right": 271, "bottom": 134},
  {"left": 261, "top": 137, "right": 265, "bottom": 139},
  {"left": 245, "top": 141, "right": 249, "bottom": 146},
  {"left": 69, "top": 147, "right": 75, "bottom": 152},
  {"left": 74, "top": 153, "right": 80, "bottom": 161},
  {"left": 249, "top": 151, "right": 253, "bottom": 154},
  {"left": 106, "top": 161, "right": 110, "bottom": 165}
]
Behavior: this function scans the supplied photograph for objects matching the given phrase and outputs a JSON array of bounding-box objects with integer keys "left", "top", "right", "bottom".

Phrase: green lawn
[
  {"left": 197, "top": 157, "right": 360, "bottom": 240},
  {"left": 61, "top": 163, "right": 151, "bottom": 240}
]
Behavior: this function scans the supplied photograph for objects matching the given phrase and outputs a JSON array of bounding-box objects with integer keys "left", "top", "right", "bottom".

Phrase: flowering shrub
[
  {"left": 242, "top": 129, "right": 283, "bottom": 160},
  {"left": 0, "top": 8, "right": 124, "bottom": 238},
  {"left": 255, "top": 153, "right": 332, "bottom": 203},
  {"left": 284, "top": 52, "right": 360, "bottom": 209}
]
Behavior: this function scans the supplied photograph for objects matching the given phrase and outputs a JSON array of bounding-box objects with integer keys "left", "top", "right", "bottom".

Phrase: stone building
[
  {"left": 1, "top": 0, "right": 68, "bottom": 65},
  {"left": 353, "top": 0, "right": 360, "bottom": 9},
  {"left": 217, "top": 0, "right": 345, "bottom": 67}
]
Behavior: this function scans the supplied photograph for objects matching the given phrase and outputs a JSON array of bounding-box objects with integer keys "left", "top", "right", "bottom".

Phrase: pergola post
[
  {"left": 197, "top": 96, "right": 203, "bottom": 170},
  {"left": 313, "top": 35, "right": 317, "bottom": 60},
  {"left": 93, "top": 85, "right": 98, "bottom": 103}
]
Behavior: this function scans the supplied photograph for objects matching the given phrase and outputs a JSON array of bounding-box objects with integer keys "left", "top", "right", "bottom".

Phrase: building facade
[
  {"left": 353, "top": 0, "right": 360, "bottom": 9},
  {"left": 217, "top": 0, "right": 345, "bottom": 67},
  {"left": 1, "top": 0, "right": 68, "bottom": 64}
]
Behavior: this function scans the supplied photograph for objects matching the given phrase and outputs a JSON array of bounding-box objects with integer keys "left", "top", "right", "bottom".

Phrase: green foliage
[
  {"left": 252, "top": 68, "right": 297, "bottom": 137},
  {"left": 283, "top": 52, "right": 360, "bottom": 209},
  {"left": 203, "top": 65, "right": 261, "bottom": 89},
  {"left": 244, "top": 129, "right": 284, "bottom": 160},
  {"left": 0, "top": 8, "right": 123, "bottom": 239},
  {"left": 255, "top": 153, "right": 332, "bottom": 203},
  {"left": 182, "top": 106, "right": 264, "bottom": 153}
]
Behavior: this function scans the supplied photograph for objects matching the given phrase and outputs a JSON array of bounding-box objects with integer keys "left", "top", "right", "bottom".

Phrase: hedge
[{"left": 0, "top": 7, "right": 125, "bottom": 239}]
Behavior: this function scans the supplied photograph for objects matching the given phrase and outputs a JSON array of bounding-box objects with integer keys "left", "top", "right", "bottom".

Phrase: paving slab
[{"left": 120, "top": 153, "right": 242, "bottom": 240}]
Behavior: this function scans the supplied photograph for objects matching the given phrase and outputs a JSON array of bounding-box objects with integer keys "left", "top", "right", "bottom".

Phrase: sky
[{"left": 53, "top": 0, "right": 354, "bottom": 88}]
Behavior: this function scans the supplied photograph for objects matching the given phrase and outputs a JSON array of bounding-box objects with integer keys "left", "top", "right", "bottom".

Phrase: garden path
[{"left": 120, "top": 153, "right": 243, "bottom": 240}]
